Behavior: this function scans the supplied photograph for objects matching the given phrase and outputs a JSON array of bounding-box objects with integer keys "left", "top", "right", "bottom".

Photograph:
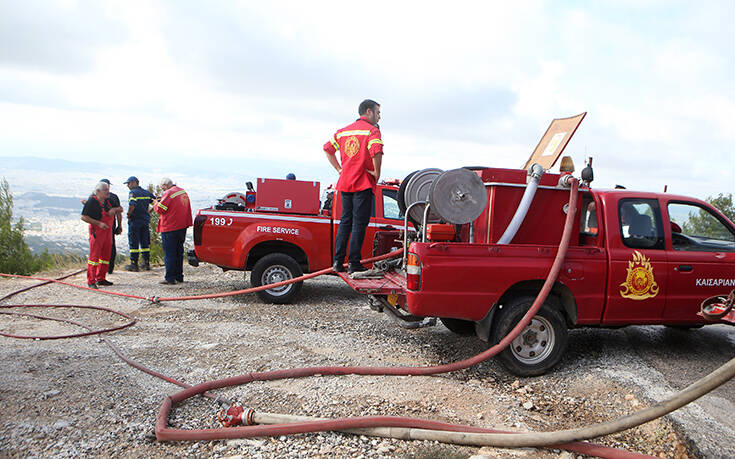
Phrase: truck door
[
  {"left": 603, "top": 197, "right": 668, "bottom": 324},
  {"left": 663, "top": 200, "right": 735, "bottom": 323}
]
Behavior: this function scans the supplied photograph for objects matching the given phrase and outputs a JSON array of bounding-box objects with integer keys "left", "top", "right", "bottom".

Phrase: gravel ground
[{"left": 1, "top": 264, "right": 733, "bottom": 458}]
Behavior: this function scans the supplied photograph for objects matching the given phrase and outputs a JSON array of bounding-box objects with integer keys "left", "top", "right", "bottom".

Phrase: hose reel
[
  {"left": 399, "top": 168, "right": 488, "bottom": 227},
  {"left": 429, "top": 168, "right": 488, "bottom": 225},
  {"left": 400, "top": 168, "right": 443, "bottom": 227}
]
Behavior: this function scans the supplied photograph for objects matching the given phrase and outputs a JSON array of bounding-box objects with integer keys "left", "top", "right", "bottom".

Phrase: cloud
[{"left": 0, "top": 0, "right": 127, "bottom": 74}]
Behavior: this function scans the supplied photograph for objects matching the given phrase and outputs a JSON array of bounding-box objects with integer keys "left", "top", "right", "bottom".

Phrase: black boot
[
  {"left": 124, "top": 262, "right": 139, "bottom": 272},
  {"left": 348, "top": 262, "right": 368, "bottom": 274},
  {"left": 141, "top": 260, "right": 150, "bottom": 271}
]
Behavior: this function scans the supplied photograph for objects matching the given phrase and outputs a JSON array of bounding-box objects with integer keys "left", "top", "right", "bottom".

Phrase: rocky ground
[{"left": 0, "top": 264, "right": 733, "bottom": 458}]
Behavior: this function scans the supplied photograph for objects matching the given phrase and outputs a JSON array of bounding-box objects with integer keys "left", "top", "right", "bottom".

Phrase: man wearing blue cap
[{"left": 123, "top": 176, "right": 156, "bottom": 271}]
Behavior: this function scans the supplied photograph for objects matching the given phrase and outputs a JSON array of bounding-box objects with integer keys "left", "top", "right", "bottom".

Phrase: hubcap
[
  {"left": 510, "top": 316, "right": 555, "bottom": 365},
  {"left": 262, "top": 265, "right": 292, "bottom": 296}
]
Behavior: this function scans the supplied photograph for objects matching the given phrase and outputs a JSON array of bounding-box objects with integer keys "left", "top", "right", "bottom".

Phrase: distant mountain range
[{"left": 18, "top": 192, "right": 84, "bottom": 210}]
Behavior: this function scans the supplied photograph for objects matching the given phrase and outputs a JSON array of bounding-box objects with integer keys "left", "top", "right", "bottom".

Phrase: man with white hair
[
  {"left": 152, "top": 177, "right": 192, "bottom": 285},
  {"left": 81, "top": 181, "right": 123, "bottom": 289}
]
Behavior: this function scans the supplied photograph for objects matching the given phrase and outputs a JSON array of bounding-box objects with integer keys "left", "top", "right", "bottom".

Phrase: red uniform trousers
[{"left": 87, "top": 212, "right": 113, "bottom": 285}]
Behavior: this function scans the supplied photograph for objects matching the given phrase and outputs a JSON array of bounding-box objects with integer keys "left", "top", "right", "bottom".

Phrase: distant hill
[{"left": 18, "top": 192, "right": 84, "bottom": 210}]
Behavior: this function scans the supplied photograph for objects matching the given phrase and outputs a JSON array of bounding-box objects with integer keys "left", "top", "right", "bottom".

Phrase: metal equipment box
[{"left": 255, "top": 178, "right": 320, "bottom": 214}]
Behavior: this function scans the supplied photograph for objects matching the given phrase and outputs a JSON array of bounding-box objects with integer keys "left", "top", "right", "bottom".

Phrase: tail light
[
  {"left": 193, "top": 214, "right": 206, "bottom": 246},
  {"left": 406, "top": 252, "right": 421, "bottom": 290}
]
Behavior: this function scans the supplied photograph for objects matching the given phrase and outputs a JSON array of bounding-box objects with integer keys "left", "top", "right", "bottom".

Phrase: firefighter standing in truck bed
[
  {"left": 324, "top": 99, "right": 384, "bottom": 274},
  {"left": 124, "top": 176, "right": 156, "bottom": 272},
  {"left": 152, "top": 177, "right": 192, "bottom": 285}
]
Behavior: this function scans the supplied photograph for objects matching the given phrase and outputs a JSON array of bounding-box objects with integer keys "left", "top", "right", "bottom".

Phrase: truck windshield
[{"left": 667, "top": 202, "right": 735, "bottom": 252}]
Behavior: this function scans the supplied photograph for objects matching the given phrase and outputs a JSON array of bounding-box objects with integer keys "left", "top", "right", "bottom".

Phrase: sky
[{"left": 1, "top": 0, "right": 733, "bottom": 200}]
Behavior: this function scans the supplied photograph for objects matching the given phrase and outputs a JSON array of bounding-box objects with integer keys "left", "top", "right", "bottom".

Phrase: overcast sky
[{"left": 1, "top": 0, "right": 733, "bottom": 200}]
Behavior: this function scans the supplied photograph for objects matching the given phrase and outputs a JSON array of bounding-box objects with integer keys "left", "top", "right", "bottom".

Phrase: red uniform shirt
[
  {"left": 323, "top": 117, "right": 384, "bottom": 192},
  {"left": 153, "top": 185, "right": 193, "bottom": 232}
]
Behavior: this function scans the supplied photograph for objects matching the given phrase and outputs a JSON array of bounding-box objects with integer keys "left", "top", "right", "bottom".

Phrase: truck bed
[{"left": 337, "top": 270, "right": 407, "bottom": 295}]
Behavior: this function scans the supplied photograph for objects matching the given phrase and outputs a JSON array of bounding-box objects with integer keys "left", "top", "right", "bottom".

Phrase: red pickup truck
[
  {"left": 340, "top": 166, "right": 735, "bottom": 375},
  {"left": 191, "top": 178, "right": 406, "bottom": 303}
]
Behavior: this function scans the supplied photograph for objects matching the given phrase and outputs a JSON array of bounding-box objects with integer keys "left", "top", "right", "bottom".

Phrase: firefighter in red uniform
[
  {"left": 324, "top": 99, "right": 383, "bottom": 274},
  {"left": 152, "top": 177, "right": 192, "bottom": 285},
  {"left": 81, "top": 181, "right": 123, "bottom": 289}
]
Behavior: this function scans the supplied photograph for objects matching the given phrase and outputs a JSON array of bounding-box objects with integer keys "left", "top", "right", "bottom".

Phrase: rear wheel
[
  {"left": 440, "top": 318, "right": 476, "bottom": 336},
  {"left": 491, "top": 296, "right": 568, "bottom": 376},
  {"left": 250, "top": 253, "right": 303, "bottom": 304}
]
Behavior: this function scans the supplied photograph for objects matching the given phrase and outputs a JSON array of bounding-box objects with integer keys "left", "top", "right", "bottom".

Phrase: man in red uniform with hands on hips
[
  {"left": 152, "top": 177, "right": 192, "bottom": 285},
  {"left": 324, "top": 99, "right": 383, "bottom": 274},
  {"left": 81, "top": 181, "right": 123, "bottom": 289}
]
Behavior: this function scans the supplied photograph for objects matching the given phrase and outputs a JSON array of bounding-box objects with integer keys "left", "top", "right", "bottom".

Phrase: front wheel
[
  {"left": 491, "top": 296, "right": 568, "bottom": 376},
  {"left": 250, "top": 253, "right": 303, "bottom": 304}
]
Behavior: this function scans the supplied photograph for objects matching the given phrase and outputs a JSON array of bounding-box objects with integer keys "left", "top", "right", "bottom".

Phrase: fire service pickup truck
[
  {"left": 334, "top": 164, "right": 735, "bottom": 376},
  {"left": 190, "top": 177, "right": 407, "bottom": 303}
]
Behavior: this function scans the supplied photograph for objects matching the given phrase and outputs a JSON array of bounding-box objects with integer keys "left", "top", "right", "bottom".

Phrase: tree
[
  {"left": 146, "top": 183, "right": 164, "bottom": 264},
  {"left": 0, "top": 178, "right": 46, "bottom": 274},
  {"left": 708, "top": 193, "right": 735, "bottom": 222},
  {"left": 681, "top": 193, "right": 734, "bottom": 239}
]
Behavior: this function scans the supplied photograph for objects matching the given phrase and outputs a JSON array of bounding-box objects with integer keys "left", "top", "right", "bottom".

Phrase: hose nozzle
[{"left": 218, "top": 403, "right": 255, "bottom": 427}]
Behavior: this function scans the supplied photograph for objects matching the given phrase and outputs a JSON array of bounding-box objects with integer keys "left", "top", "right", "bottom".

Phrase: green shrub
[
  {"left": 147, "top": 183, "right": 164, "bottom": 265},
  {"left": 0, "top": 178, "right": 51, "bottom": 275}
]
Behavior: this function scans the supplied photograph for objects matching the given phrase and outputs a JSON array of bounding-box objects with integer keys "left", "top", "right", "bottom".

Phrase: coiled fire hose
[{"left": 2, "top": 178, "right": 732, "bottom": 458}]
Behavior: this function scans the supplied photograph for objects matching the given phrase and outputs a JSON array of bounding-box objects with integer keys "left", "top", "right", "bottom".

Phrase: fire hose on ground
[{"left": 1, "top": 178, "right": 733, "bottom": 458}]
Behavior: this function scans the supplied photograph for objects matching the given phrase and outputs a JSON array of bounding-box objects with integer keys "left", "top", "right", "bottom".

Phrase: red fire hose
[{"left": 151, "top": 180, "right": 584, "bottom": 431}]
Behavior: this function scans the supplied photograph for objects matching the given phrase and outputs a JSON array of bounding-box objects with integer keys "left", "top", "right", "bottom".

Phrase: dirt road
[{"left": 1, "top": 265, "right": 733, "bottom": 458}]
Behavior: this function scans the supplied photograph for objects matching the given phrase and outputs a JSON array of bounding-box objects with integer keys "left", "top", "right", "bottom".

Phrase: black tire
[
  {"left": 440, "top": 318, "right": 476, "bottom": 336},
  {"left": 491, "top": 296, "right": 568, "bottom": 376},
  {"left": 250, "top": 253, "right": 303, "bottom": 304}
]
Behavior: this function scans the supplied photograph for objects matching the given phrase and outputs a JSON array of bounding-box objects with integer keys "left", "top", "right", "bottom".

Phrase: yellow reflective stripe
[
  {"left": 99, "top": 260, "right": 109, "bottom": 265},
  {"left": 158, "top": 203, "right": 168, "bottom": 211},
  {"left": 367, "top": 139, "right": 383, "bottom": 148},
  {"left": 336, "top": 130, "right": 371, "bottom": 138},
  {"left": 129, "top": 196, "right": 151, "bottom": 201},
  {"left": 171, "top": 190, "right": 187, "bottom": 199},
  {"left": 140, "top": 248, "right": 150, "bottom": 252},
  {"left": 330, "top": 138, "right": 339, "bottom": 150},
  {"left": 130, "top": 249, "right": 140, "bottom": 253},
  {"left": 88, "top": 260, "right": 98, "bottom": 266}
]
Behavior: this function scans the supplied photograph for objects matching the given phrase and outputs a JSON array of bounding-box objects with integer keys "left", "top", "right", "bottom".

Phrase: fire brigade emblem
[
  {"left": 344, "top": 136, "right": 360, "bottom": 157},
  {"left": 619, "top": 250, "right": 659, "bottom": 300}
]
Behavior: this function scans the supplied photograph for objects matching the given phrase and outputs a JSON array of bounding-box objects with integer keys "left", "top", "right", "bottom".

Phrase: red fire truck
[
  {"left": 190, "top": 178, "right": 407, "bottom": 303},
  {"left": 335, "top": 164, "right": 735, "bottom": 375}
]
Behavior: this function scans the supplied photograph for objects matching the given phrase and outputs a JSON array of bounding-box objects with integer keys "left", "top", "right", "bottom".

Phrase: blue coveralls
[{"left": 128, "top": 186, "right": 156, "bottom": 264}]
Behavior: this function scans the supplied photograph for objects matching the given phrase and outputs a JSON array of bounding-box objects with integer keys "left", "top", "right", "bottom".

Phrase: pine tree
[
  {"left": 0, "top": 178, "right": 45, "bottom": 274},
  {"left": 146, "top": 183, "right": 164, "bottom": 264},
  {"left": 681, "top": 193, "right": 734, "bottom": 239}
]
